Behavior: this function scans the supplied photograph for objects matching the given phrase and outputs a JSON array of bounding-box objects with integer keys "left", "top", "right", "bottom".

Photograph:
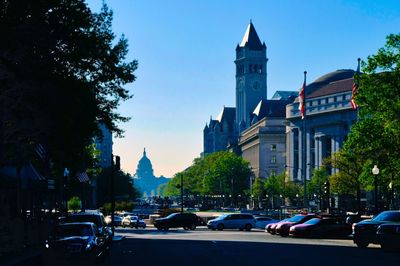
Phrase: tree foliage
[
  {"left": 96, "top": 168, "right": 139, "bottom": 207},
  {"left": 0, "top": 0, "right": 137, "bottom": 176},
  {"left": 343, "top": 33, "right": 400, "bottom": 196},
  {"left": 162, "top": 151, "right": 252, "bottom": 200},
  {"left": 67, "top": 196, "right": 81, "bottom": 212}
]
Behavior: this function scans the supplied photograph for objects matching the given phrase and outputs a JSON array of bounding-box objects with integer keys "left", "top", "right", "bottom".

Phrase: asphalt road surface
[{"left": 103, "top": 227, "right": 400, "bottom": 266}]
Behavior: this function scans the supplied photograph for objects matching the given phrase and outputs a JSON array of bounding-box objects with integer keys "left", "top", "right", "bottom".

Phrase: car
[
  {"left": 254, "top": 216, "right": 279, "bottom": 230},
  {"left": 266, "top": 218, "right": 289, "bottom": 234},
  {"left": 45, "top": 222, "right": 106, "bottom": 264},
  {"left": 275, "top": 214, "right": 318, "bottom": 237},
  {"left": 121, "top": 215, "right": 146, "bottom": 228},
  {"left": 289, "top": 217, "right": 352, "bottom": 238},
  {"left": 352, "top": 210, "right": 400, "bottom": 248},
  {"left": 154, "top": 212, "right": 198, "bottom": 230},
  {"left": 207, "top": 213, "right": 255, "bottom": 231},
  {"left": 61, "top": 212, "right": 113, "bottom": 248},
  {"left": 376, "top": 223, "right": 400, "bottom": 251},
  {"left": 105, "top": 215, "right": 123, "bottom": 227}
]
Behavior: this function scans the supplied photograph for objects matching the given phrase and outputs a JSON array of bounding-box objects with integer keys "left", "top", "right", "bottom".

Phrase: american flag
[
  {"left": 298, "top": 72, "right": 306, "bottom": 119},
  {"left": 77, "top": 171, "right": 89, "bottom": 183},
  {"left": 350, "top": 58, "right": 361, "bottom": 110},
  {"left": 35, "top": 143, "right": 46, "bottom": 161}
]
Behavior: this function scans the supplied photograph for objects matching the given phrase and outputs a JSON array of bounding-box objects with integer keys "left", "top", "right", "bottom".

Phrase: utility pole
[{"left": 111, "top": 155, "right": 120, "bottom": 236}]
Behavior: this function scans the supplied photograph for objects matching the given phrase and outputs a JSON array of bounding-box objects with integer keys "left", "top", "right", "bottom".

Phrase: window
[
  {"left": 270, "top": 144, "right": 276, "bottom": 152},
  {"left": 270, "top": 156, "right": 277, "bottom": 164},
  {"left": 270, "top": 169, "right": 277, "bottom": 176},
  {"left": 249, "top": 64, "right": 252, "bottom": 73}
]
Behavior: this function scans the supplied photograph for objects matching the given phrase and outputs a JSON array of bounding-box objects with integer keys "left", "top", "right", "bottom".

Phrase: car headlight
[{"left": 86, "top": 243, "right": 93, "bottom": 251}]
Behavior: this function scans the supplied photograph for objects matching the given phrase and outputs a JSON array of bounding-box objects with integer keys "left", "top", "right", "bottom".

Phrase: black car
[
  {"left": 376, "top": 223, "right": 400, "bottom": 251},
  {"left": 154, "top": 212, "right": 198, "bottom": 230},
  {"left": 352, "top": 210, "right": 400, "bottom": 248},
  {"left": 45, "top": 222, "right": 106, "bottom": 264},
  {"left": 61, "top": 212, "right": 113, "bottom": 248}
]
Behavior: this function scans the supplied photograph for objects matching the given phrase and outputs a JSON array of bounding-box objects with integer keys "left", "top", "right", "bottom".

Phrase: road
[{"left": 103, "top": 227, "right": 400, "bottom": 266}]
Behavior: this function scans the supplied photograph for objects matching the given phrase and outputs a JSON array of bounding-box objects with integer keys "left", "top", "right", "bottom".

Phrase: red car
[
  {"left": 289, "top": 218, "right": 352, "bottom": 238},
  {"left": 266, "top": 218, "right": 289, "bottom": 234},
  {"left": 275, "top": 214, "right": 318, "bottom": 237}
]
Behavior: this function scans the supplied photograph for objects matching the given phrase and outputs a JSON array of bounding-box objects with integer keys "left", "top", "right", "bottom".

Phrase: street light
[{"left": 372, "top": 165, "right": 379, "bottom": 214}]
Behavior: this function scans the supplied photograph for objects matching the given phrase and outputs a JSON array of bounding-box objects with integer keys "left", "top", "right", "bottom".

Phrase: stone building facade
[{"left": 286, "top": 69, "right": 358, "bottom": 181}]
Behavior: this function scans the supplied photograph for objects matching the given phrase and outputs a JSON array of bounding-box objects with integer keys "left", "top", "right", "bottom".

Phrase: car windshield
[
  {"left": 166, "top": 213, "right": 178, "bottom": 218},
  {"left": 64, "top": 215, "right": 101, "bottom": 226},
  {"left": 56, "top": 224, "right": 93, "bottom": 237},
  {"left": 373, "top": 211, "right": 400, "bottom": 222},
  {"left": 288, "top": 215, "right": 306, "bottom": 223},
  {"left": 304, "top": 218, "right": 321, "bottom": 225}
]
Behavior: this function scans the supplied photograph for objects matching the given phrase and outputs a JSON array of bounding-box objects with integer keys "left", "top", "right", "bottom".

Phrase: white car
[
  {"left": 121, "top": 215, "right": 146, "bottom": 228},
  {"left": 254, "top": 216, "right": 279, "bottom": 229}
]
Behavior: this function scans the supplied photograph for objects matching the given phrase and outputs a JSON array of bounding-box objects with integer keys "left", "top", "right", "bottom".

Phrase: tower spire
[{"left": 143, "top": 147, "right": 146, "bottom": 157}]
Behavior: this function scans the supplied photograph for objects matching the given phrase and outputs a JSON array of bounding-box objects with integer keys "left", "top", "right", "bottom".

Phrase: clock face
[{"left": 253, "top": 81, "right": 260, "bottom": 91}]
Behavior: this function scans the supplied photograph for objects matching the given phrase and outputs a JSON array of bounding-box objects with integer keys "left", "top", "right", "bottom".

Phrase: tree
[
  {"left": 0, "top": 0, "right": 137, "bottom": 177},
  {"left": 67, "top": 196, "right": 81, "bottom": 212},
  {"left": 343, "top": 33, "right": 400, "bottom": 209},
  {"left": 162, "top": 151, "right": 252, "bottom": 207},
  {"left": 252, "top": 177, "right": 265, "bottom": 208},
  {"left": 96, "top": 168, "right": 139, "bottom": 207}
]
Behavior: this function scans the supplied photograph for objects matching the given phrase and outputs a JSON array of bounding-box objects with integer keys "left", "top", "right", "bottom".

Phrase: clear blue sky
[{"left": 87, "top": 0, "right": 400, "bottom": 177}]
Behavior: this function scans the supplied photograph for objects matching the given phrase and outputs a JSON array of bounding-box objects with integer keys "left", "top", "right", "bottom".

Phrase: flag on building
[
  {"left": 350, "top": 58, "right": 361, "bottom": 110},
  {"left": 77, "top": 171, "right": 89, "bottom": 183},
  {"left": 298, "top": 72, "right": 307, "bottom": 119},
  {"left": 35, "top": 143, "right": 46, "bottom": 161}
]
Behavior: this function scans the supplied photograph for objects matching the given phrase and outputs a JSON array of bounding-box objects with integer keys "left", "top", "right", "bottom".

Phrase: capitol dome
[{"left": 135, "top": 148, "right": 154, "bottom": 178}]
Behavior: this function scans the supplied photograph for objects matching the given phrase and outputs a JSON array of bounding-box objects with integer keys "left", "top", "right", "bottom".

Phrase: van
[{"left": 207, "top": 213, "right": 255, "bottom": 231}]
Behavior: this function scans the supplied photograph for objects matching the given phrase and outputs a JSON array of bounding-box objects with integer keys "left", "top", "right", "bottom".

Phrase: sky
[{"left": 86, "top": 0, "right": 400, "bottom": 178}]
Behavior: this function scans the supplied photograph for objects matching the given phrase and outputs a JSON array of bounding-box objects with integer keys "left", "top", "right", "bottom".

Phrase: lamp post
[{"left": 372, "top": 165, "right": 379, "bottom": 214}]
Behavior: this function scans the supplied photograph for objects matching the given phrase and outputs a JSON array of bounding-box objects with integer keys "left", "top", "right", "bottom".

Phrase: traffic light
[
  {"left": 323, "top": 180, "right": 330, "bottom": 196},
  {"left": 115, "top": 156, "right": 121, "bottom": 171}
]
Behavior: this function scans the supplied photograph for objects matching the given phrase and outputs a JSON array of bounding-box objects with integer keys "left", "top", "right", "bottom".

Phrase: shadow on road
[{"left": 105, "top": 238, "right": 400, "bottom": 266}]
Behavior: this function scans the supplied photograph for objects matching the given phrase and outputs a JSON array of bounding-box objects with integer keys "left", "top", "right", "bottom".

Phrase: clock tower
[{"left": 235, "top": 21, "right": 267, "bottom": 131}]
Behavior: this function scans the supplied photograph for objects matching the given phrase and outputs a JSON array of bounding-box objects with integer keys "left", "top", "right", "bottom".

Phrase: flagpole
[{"left": 302, "top": 71, "right": 308, "bottom": 208}]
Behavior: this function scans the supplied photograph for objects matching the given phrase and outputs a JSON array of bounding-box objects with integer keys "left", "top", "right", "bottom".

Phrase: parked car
[
  {"left": 352, "top": 210, "right": 400, "bottom": 248},
  {"left": 207, "top": 213, "right": 255, "bottom": 231},
  {"left": 61, "top": 212, "right": 113, "bottom": 248},
  {"left": 121, "top": 215, "right": 146, "bottom": 228},
  {"left": 289, "top": 217, "right": 352, "bottom": 238},
  {"left": 275, "top": 214, "right": 318, "bottom": 236},
  {"left": 376, "top": 223, "right": 400, "bottom": 251},
  {"left": 105, "top": 215, "right": 123, "bottom": 227},
  {"left": 266, "top": 218, "right": 289, "bottom": 234},
  {"left": 254, "top": 216, "right": 279, "bottom": 230},
  {"left": 45, "top": 222, "right": 106, "bottom": 264},
  {"left": 154, "top": 212, "right": 198, "bottom": 230}
]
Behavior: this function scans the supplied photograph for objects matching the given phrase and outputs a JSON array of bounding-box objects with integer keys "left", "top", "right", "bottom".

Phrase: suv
[
  {"left": 352, "top": 210, "right": 400, "bottom": 248},
  {"left": 61, "top": 212, "right": 113, "bottom": 248},
  {"left": 207, "top": 213, "right": 256, "bottom": 231},
  {"left": 154, "top": 212, "right": 198, "bottom": 230}
]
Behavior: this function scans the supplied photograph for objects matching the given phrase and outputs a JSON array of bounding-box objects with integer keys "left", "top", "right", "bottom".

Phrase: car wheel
[
  {"left": 355, "top": 240, "right": 369, "bottom": 248},
  {"left": 130, "top": 224, "right": 133, "bottom": 228},
  {"left": 217, "top": 224, "right": 224, "bottom": 231},
  {"left": 212, "top": 228, "right": 216, "bottom": 231},
  {"left": 245, "top": 224, "right": 252, "bottom": 231}
]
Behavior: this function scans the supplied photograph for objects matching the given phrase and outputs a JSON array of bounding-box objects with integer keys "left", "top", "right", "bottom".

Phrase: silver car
[{"left": 207, "top": 213, "right": 256, "bottom": 231}]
